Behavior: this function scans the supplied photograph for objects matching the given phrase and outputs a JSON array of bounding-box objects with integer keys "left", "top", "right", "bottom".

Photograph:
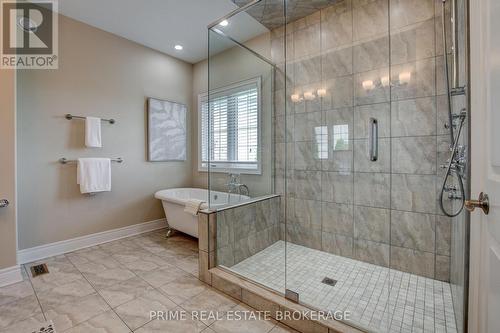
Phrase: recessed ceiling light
[
  {"left": 219, "top": 20, "right": 229, "bottom": 27},
  {"left": 174, "top": 45, "right": 183, "bottom": 51}
]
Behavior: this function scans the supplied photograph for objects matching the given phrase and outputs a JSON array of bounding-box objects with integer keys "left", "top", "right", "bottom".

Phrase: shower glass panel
[
  {"left": 207, "top": 0, "right": 469, "bottom": 332},
  {"left": 207, "top": 3, "right": 286, "bottom": 294}
]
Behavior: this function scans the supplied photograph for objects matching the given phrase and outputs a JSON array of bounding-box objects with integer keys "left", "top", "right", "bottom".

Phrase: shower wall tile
[
  {"left": 295, "top": 56, "right": 322, "bottom": 85},
  {"left": 436, "top": 215, "right": 452, "bottom": 256},
  {"left": 354, "top": 138, "right": 390, "bottom": 173},
  {"left": 390, "top": 210, "right": 436, "bottom": 252},
  {"left": 286, "top": 224, "right": 322, "bottom": 251},
  {"left": 352, "top": 0, "right": 389, "bottom": 41},
  {"left": 390, "top": 19, "right": 436, "bottom": 65},
  {"left": 321, "top": 8, "right": 353, "bottom": 50},
  {"left": 354, "top": 67, "right": 391, "bottom": 105},
  {"left": 391, "top": 97, "right": 437, "bottom": 137},
  {"left": 294, "top": 112, "right": 322, "bottom": 141},
  {"left": 322, "top": 76, "right": 354, "bottom": 110},
  {"left": 294, "top": 141, "right": 322, "bottom": 171},
  {"left": 391, "top": 136, "right": 437, "bottom": 174},
  {"left": 391, "top": 174, "right": 437, "bottom": 213},
  {"left": 354, "top": 239, "right": 390, "bottom": 267},
  {"left": 353, "top": 36, "right": 389, "bottom": 73},
  {"left": 435, "top": 255, "right": 451, "bottom": 282},
  {"left": 435, "top": 0, "right": 452, "bottom": 56},
  {"left": 436, "top": 55, "right": 451, "bottom": 95},
  {"left": 437, "top": 94, "right": 452, "bottom": 136},
  {"left": 322, "top": 171, "right": 354, "bottom": 204},
  {"left": 287, "top": 198, "right": 322, "bottom": 230},
  {"left": 322, "top": 150, "right": 353, "bottom": 172},
  {"left": 390, "top": 246, "right": 435, "bottom": 278},
  {"left": 293, "top": 86, "right": 322, "bottom": 113},
  {"left": 324, "top": 107, "right": 354, "bottom": 139},
  {"left": 354, "top": 173, "right": 391, "bottom": 208},
  {"left": 322, "top": 47, "right": 353, "bottom": 79},
  {"left": 389, "top": 0, "right": 434, "bottom": 30},
  {"left": 322, "top": 232, "right": 354, "bottom": 257},
  {"left": 290, "top": 170, "right": 322, "bottom": 200},
  {"left": 391, "top": 57, "right": 436, "bottom": 100},
  {"left": 230, "top": 204, "right": 257, "bottom": 242},
  {"left": 354, "top": 206, "right": 390, "bottom": 243},
  {"left": 353, "top": 103, "right": 391, "bottom": 139},
  {"left": 321, "top": 202, "right": 354, "bottom": 236},
  {"left": 275, "top": 143, "right": 293, "bottom": 170},
  {"left": 293, "top": 24, "right": 320, "bottom": 59}
]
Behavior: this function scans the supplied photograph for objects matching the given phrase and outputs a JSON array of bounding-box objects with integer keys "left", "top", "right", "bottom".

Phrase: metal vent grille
[
  {"left": 322, "top": 277, "right": 337, "bottom": 287},
  {"left": 30, "top": 264, "right": 49, "bottom": 277}
]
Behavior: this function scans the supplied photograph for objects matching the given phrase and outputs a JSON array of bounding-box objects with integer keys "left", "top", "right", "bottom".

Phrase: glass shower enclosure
[{"left": 205, "top": 0, "right": 470, "bottom": 332}]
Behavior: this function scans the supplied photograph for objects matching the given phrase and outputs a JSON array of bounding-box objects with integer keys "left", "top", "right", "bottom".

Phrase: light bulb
[
  {"left": 362, "top": 80, "right": 374, "bottom": 90},
  {"left": 399, "top": 72, "right": 411, "bottom": 84}
]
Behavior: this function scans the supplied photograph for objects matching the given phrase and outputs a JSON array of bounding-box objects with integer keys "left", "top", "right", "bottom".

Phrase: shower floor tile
[{"left": 230, "top": 241, "right": 457, "bottom": 333}]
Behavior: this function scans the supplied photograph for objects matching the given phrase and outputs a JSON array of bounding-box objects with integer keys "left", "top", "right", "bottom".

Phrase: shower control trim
[{"left": 0, "top": 199, "right": 9, "bottom": 208}]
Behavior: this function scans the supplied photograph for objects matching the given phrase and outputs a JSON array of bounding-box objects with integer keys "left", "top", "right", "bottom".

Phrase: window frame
[{"left": 198, "top": 77, "right": 262, "bottom": 175}]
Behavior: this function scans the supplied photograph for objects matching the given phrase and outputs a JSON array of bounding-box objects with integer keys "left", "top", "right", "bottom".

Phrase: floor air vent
[
  {"left": 322, "top": 277, "right": 337, "bottom": 286},
  {"left": 31, "top": 321, "right": 55, "bottom": 333},
  {"left": 30, "top": 264, "right": 49, "bottom": 277}
]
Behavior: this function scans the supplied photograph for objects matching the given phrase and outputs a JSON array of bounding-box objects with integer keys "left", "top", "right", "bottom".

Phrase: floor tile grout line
[{"left": 21, "top": 264, "right": 48, "bottom": 322}]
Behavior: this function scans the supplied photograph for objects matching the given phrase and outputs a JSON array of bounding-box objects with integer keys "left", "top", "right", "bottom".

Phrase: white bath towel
[
  {"left": 184, "top": 199, "right": 207, "bottom": 216},
  {"left": 77, "top": 158, "right": 111, "bottom": 194},
  {"left": 85, "top": 117, "right": 102, "bottom": 148}
]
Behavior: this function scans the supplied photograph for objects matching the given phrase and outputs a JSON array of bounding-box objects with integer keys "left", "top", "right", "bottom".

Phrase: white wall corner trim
[
  {"left": 17, "top": 219, "right": 167, "bottom": 264},
  {"left": 0, "top": 265, "right": 23, "bottom": 287}
]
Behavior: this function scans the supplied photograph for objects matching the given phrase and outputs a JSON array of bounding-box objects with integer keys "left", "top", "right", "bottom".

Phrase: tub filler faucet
[{"left": 226, "top": 173, "right": 250, "bottom": 196}]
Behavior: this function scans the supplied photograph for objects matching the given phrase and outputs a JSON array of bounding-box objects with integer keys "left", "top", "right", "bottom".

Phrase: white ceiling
[{"left": 57, "top": 0, "right": 268, "bottom": 64}]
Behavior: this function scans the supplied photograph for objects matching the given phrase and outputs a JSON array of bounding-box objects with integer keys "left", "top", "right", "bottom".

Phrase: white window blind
[{"left": 199, "top": 78, "right": 261, "bottom": 174}]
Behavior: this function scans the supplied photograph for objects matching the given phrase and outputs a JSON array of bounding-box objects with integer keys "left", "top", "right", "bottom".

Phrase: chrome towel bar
[
  {"left": 59, "top": 158, "right": 123, "bottom": 164},
  {"left": 369, "top": 118, "right": 378, "bottom": 162},
  {"left": 65, "top": 114, "right": 115, "bottom": 124}
]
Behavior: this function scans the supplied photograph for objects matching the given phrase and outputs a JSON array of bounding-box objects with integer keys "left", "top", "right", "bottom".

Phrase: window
[
  {"left": 333, "top": 124, "right": 349, "bottom": 151},
  {"left": 199, "top": 78, "right": 261, "bottom": 174}
]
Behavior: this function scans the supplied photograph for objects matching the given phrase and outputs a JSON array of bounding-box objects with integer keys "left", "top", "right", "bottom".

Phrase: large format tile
[
  {"left": 354, "top": 205, "right": 390, "bottom": 243},
  {"left": 290, "top": 171, "right": 322, "bottom": 201},
  {"left": 36, "top": 276, "right": 96, "bottom": 310},
  {"left": 354, "top": 138, "right": 390, "bottom": 173},
  {"left": 321, "top": 202, "right": 353, "bottom": 236},
  {"left": 353, "top": 0, "right": 388, "bottom": 41},
  {"left": 26, "top": 256, "right": 82, "bottom": 292},
  {"left": 321, "top": 8, "right": 352, "bottom": 50},
  {"left": 44, "top": 293, "right": 110, "bottom": 332},
  {"left": 159, "top": 275, "right": 209, "bottom": 305},
  {"left": 321, "top": 232, "right": 354, "bottom": 258},
  {"left": 287, "top": 198, "right": 322, "bottom": 230},
  {"left": 353, "top": 102, "right": 390, "bottom": 139},
  {"left": 391, "top": 58, "right": 436, "bottom": 100},
  {"left": 353, "top": 36, "right": 389, "bottom": 73},
  {"left": 390, "top": 246, "right": 435, "bottom": 278},
  {"left": 391, "top": 136, "right": 437, "bottom": 174},
  {"left": 83, "top": 268, "right": 136, "bottom": 289},
  {"left": 322, "top": 46, "right": 353, "bottom": 79},
  {"left": 391, "top": 211, "right": 436, "bottom": 252},
  {"left": 137, "top": 264, "right": 190, "bottom": 288},
  {"left": 0, "top": 295, "right": 42, "bottom": 329},
  {"left": 391, "top": 96, "right": 437, "bottom": 137},
  {"left": 354, "top": 173, "right": 391, "bottom": 208},
  {"left": 0, "top": 314, "right": 47, "bottom": 333},
  {"left": 64, "top": 311, "right": 131, "bottom": 333},
  {"left": 355, "top": 68, "right": 391, "bottom": 106},
  {"left": 136, "top": 309, "right": 207, "bottom": 333},
  {"left": 391, "top": 174, "right": 437, "bottom": 213},
  {"left": 115, "top": 289, "right": 177, "bottom": 330},
  {"left": 322, "top": 171, "right": 353, "bottom": 204},
  {"left": 97, "top": 276, "right": 154, "bottom": 308},
  {"left": 353, "top": 239, "right": 390, "bottom": 267},
  {"left": 390, "top": 0, "right": 434, "bottom": 30},
  {"left": 0, "top": 280, "right": 34, "bottom": 307},
  {"left": 321, "top": 76, "right": 354, "bottom": 110},
  {"left": 390, "top": 19, "right": 435, "bottom": 65}
]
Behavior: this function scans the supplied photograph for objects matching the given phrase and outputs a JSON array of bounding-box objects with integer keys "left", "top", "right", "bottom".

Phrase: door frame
[{"left": 468, "top": 0, "right": 488, "bottom": 331}]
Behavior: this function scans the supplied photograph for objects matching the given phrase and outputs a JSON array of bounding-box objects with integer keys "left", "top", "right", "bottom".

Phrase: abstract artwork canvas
[{"left": 147, "top": 98, "right": 187, "bottom": 161}]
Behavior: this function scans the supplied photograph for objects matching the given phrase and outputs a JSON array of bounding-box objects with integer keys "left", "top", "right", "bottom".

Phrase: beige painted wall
[
  {"left": 0, "top": 69, "right": 18, "bottom": 269},
  {"left": 17, "top": 15, "right": 193, "bottom": 250},
  {"left": 191, "top": 33, "right": 274, "bottom": 196}
]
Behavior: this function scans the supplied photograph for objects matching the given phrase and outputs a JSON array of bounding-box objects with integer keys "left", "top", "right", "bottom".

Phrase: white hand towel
[
  {"left": 184, "top": 199, "right": 207, "bottom": 216},
  {"left": 85, "top": 117, "right": 102, "bottom": 148},
  {"left": 77, "top": 158, "right": 111, "bottom": 194}
]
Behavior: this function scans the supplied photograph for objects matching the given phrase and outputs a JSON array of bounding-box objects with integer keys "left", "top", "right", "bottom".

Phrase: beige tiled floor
[{"left": 0, "top": 229, "right": 297, "bottom": 333}]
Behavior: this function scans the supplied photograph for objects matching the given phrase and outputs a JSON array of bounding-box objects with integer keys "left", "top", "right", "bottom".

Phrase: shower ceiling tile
[{"left": 232, "top": 0, "right": 341, "bottom": 30}]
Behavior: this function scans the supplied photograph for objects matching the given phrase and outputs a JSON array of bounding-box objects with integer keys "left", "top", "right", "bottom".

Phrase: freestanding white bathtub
[{"left": 154, "top": 188, "right": 249, "bottom": 238}]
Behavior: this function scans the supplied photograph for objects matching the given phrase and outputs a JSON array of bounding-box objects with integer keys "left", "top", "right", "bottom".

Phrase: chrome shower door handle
[
  {"left": 369, "top": 118, "right": 378, "bottom": 162},
  {"left": 0, "top": 199, "right": 9, "bottom": 208}
]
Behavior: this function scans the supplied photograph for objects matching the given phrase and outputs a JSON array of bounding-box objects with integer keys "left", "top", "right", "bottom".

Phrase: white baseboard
[
  {"left": 17, "top": 218, "right": 167, "bottom": 264},
  {"left": 0, "top": 265, "right": 23, "bottom": 287}
]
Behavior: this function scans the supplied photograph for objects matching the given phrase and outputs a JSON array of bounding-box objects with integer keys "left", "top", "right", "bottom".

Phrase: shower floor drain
[
  {"left": 322, "top": 277, "right": 337, "bottom": 286},
  {"left": 30, "top": 264, "right": 49, "bottom": 277}
]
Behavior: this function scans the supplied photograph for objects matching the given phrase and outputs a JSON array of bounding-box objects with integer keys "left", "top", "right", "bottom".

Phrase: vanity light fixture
[
  {"left": 380, "top": 76, "right": 390, "bottom": 87},
  {"left": 219, "top": 20, "right": 229, "bottom": 27},
  {"left": 362, "top": 80, "right": 374, "bottom": 90},
  {"left": 291, "top": 94, "right": 302, "bottom": 103},
  {"left": 304, "top": 91, "right": 316, "bottom": 100},
  {"left": 174, "top": 45, "right": 183, "bottom": 51},
  {"left": 399, "top": 71, "right": 411, "bottom": 84}
]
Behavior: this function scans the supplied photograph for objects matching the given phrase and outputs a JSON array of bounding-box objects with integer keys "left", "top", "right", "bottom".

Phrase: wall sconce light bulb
[
  {"left": 362, "top": 80, "right": 374, "bottom": 90},
  {"left": 317, "top": 89, "right": 327, "bottom": 97},
  {"left": 381, "top": 76, "right": 390, "bottom": 87},
  {"left": 291, "top": 94, "right": 302, "bottom": 103},
  {"left": 399, "top": 71, "right": 411, "bottom": 84},
  {"left": 304, "top": 92, "right": 316, "bottom": 100}
]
